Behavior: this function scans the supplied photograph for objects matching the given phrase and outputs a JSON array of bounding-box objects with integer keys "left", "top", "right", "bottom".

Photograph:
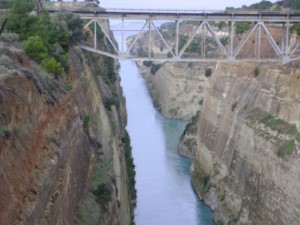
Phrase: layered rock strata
[
  {"left": 0, "top": 34, "right": 133, "bottom": 225},
  {"left": 190, "top": 62, "right": 300, "bottom": 225}
]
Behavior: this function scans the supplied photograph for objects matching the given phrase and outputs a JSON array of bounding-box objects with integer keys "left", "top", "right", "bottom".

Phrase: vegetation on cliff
[
  {"left": 5, "top": 0, "right": 85, "bottom": 76},
  {"left": 122, "top": 131, "right": 137, "bottom": 202},
  {"left": 191, "top": 163, "right": 211, "bottom": 196},
  {"left": 247, "top": 107, "right": 300, "bottom": 158}
]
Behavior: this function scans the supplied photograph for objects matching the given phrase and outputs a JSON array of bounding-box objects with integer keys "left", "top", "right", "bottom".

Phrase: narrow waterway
[{"left": 119, "top": 60, "right": 215, "bottom": 225}]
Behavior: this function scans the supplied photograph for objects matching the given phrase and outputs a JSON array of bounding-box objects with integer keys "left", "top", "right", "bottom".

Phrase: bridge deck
[{"left": 48, "top": 8, "right": 300, "bottom": 22}]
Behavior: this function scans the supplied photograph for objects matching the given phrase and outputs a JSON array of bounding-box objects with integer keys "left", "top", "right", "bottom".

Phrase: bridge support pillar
[
  {"left": 94, "top": 20, "right": 97, "bottom": 49},
  {"left": 284, "top": 21, "right": 290, "bottom": 57},
  {"left": 175, "top": 20, "right": 179, "bottom": 56},
  {"left": 229, "top": 21, "right": 235, "bottom": 58}
]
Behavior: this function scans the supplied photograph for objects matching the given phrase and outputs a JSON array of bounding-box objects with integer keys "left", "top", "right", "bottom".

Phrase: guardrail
[
  {"left": 95, "top": 8, "right": 300, "bottom": 15},
  {"left": 105, "top": 8, "right": 224, "bottom": 14}
]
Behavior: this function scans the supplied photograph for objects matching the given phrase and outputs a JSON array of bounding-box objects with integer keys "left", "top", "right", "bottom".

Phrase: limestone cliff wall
[
  {"left": 0, "top": 37, "right": 133, "bottom": 224},
  {"left": 137, "top": 61, "right": 210, "bottom": 120},
  {"left": 190, "top": 62, "right": 300, "bottom": 225}
]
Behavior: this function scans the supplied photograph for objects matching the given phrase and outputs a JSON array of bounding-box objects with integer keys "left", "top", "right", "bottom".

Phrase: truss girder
[
  {"left": 178, "top": 22, "right": 205, "bottom": 57},
  {"left": 81, "top": 16, "right": 300, "bottom": 63}
]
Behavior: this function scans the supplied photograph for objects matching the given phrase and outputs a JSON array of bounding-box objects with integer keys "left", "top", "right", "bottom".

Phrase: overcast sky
[{"left": 100, "top": 0, "right": 276, "bottom": 10}]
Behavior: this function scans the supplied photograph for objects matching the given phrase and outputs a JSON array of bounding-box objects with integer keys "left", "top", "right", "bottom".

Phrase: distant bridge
[{"left": 51, "top": 7, "right": 300, "bottom": 63}]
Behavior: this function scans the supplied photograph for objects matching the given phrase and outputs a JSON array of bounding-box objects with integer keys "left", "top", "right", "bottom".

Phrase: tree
[
  {"left": 5, "top": 0, "right": 34, "bottom": 37},
  {"left": 292, "top": 23, "right": 300, "bottom": 35},
  {"left": 24, "top": 36, "right": 48, "bottom": 62},
  {"left": 26, "top": 10, "right": 55, "bottom": 50},
  {"left": 291, "top": 0, "right": 300, "bottom": 9},
  {"left": 41, "top": 57, "right": 63, "bottom": 76},
  {"left": 56, "top": 12, "right": 86, "bottom": 44},
  {"left": 253, "top": 67, "right": 260, "bottom": 77},
  {"left": 51, "top": 16, "right": 71, "bottom": 51},
  {"left": 0, "top": 18, "right": 8, "bottom": 37},
  {"left": 248, "top": 0, "right": 274, "bottom": 10},
  {"left": 94, "top": 183, "right": 111, "bottom": 206},
  {"left": 235, "top": 22, "right": 251, "bottom": 34}
]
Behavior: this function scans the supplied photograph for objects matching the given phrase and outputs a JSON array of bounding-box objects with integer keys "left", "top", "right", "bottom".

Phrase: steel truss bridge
[{"left": 69, "top": 8, "right": 300, "bottom": 63}]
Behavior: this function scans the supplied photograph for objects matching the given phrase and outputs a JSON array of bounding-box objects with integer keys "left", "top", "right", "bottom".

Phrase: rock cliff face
[
  {"left": 178, "top": 114, "right": 199, "bottom": 158},
  {"left": 0, "top": 36, "right": 133, "bottom": 224},
  {"left": 137, "top": 61, "right": 209, "bottom": 120},
  {"left": 190, "top": 62, "right": 300, "bottom": 225}
]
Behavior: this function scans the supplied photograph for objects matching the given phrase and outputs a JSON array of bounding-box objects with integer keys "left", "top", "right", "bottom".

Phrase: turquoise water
[{"left": 119, "top": 60, "right": 215, "bottom": 225}]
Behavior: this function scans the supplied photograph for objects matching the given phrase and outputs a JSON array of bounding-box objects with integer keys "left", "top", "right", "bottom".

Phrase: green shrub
[
  {"left": 203, "top": 175, "right": 210, "bottom": 187},
  {"left": 248, "top": 1, "right": 273, "bottom": 10},
  {"left": 220, "top": 192, "right": 226, "bottom": 201},
  {"left": 6, "top": 1, "right": 84, "bottom": 52},
  {"left": 292, "top": 0, "right": 300, "bottom": 9},
  {"left": 285, "top": 124, "right": 300, "bottom": 137},
  {"left": 191, "top": 164, "right": 211, "bottom": 196},
  {"left": 24, "top": 36, "right": 48, "bottom": 62},
  {"left": 94, "top": 183, "right": 112, "bottom": 206},
  {"left": 41, "top": 57, "right": 63, "bottom": 76},
  {"left": 278, "top": 140, "right": 295, "bottom": 157},
  {"left": 143, "top": 60, "right": 153, "bottom": 67},
  {"left": 64, "top": 82, "right": 73, "bottom": 91},
  {"left": 104, "top": 57, "right": 116, "bottom": 83},
  {"left": 261, "top": 115, "right": 290, "bottom": 131},
  {"left": 169, "top": 108, "right": 178, "bottom": 115},
  {"left": 103, "top": 97, "right": 120, "bottom": 110},
  {"left": 88, "top": 22, "right": 104, "bottom": 41},
  {"left": 231, "top": 102, "right": 238, "bottom": 112},
  {"left": 205, "top": 68, "right": 213, "bottom": 77},
  {"left": 122, "top": 131, "right": 137, "bottom": 201},
  {"left": 0, "top": 125, "right": 11, "bottom": 138},
  {"left": 0, "top": 90, "right": 4, "bottom": 103},
  {"left": 178, "top": 35, "right": 188, "bottom": 50},
  {"left": 291, "top": 23, "right": 300, "bottom": 35},
  {"left": 26, "top": 10, "right": 58, "bottom": 50},
  {"left": 236, "top": 22, "right": 251, "bottom": 34},
  {"left": 6, "top": 1, "right": 81, "bottom": 39},
  {"left": 76, "top": 205, "right": 88, "bottom": 225},
  {"left": 220, "top": 37, "right": 229, "bottom": 45},
  {"left": 217, "top": 21, "right": 226, "bottom": 30},
  {"left": 56, "top": 12, "right": 86, "bottom": 44},
  {"left": 53, "top": 52, "right": 69, "bottom": 72},
  {"left": 0, "top": 0, "right": 11, "bottom": 9},
  {"left": 216, "top": 220, "right": 224, "bottom": 225},
  {"left": 6, "top": 0, "right": 34, "bottom": 37},
  {"left": 150, "top": 63, "right": 161, "bottom": 75},
  {"left": 253, "top": 67, "right": 260, "bottom": 77},
  {"left": 83, "top": 114, "right": 91, "bottom": 128}
]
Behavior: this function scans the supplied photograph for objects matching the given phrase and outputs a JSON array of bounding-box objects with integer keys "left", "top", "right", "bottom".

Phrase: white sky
[{"left": 99, "top": 0, "right": 276, "bottom": 10}]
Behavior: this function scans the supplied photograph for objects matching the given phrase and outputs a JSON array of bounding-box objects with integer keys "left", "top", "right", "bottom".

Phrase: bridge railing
[
  {"left": 105, "top": 8, "right": 224, "bottom": 14},
  {"left": 101, "top": 8, "right": 300, "bottom": 15}
]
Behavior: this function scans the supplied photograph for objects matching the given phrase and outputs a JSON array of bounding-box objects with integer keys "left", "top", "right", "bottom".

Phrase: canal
[{"left": 119, "top": 60, "right": 215, "bottom": 225}]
